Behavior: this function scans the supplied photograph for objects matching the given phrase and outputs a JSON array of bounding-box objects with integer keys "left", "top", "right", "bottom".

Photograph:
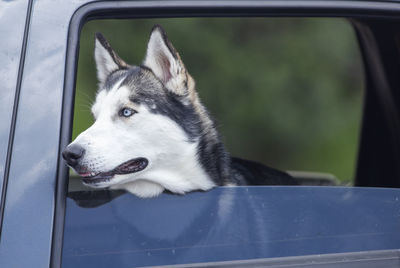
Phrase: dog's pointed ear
[
  {"left": 94, "top": 32, "right": 128, "bottom": 85},
  {"left": 143, "top": 25, "right": 188, "bottom": 95}
]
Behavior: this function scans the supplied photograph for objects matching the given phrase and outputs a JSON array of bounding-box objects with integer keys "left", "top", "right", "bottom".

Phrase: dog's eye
[{"left": 119, "top": 108, "right": 136, "bottom": 118}]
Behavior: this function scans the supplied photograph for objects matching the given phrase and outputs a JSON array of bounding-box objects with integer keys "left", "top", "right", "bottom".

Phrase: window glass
[{"left": 63, "top": 187, "right": 400, "bottom": 267}]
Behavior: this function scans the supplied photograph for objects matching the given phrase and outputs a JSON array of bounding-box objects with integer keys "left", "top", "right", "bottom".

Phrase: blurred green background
[{"left": 73, "top": 18, "right": 363, "bottom": 184}]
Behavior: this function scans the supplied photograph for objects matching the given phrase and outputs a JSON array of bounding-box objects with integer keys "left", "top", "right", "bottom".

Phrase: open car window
[
  {"left": 69, "top": 17, "right": 363, "bottom": 193},
  {"left": 58, "top": 17, "right": 384, "bottom": 268}
]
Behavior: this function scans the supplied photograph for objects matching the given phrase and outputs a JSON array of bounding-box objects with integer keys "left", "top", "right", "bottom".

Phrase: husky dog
[{"left": 62, "top": 25, "right": 297, "bottom": 198}]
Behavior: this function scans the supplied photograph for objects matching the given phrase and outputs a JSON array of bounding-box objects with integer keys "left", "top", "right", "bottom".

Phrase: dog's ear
[
  {"left": 143, "top": 25, "right": 188, "bottom": 96},
  {"left": 94, "top": 32, "right": 128, "bottom": 85}
]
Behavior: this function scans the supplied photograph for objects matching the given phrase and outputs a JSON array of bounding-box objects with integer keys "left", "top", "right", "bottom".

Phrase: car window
[
  {"left": 70, "top": 17, "right": 363, "bottom": 191},
  {"left": 62, "top": 17, "right": 369, "bottom": 268}
]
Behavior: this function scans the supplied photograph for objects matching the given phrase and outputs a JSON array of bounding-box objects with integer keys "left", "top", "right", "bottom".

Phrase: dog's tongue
[{"left": 114, "top": 158, "right": 148, "bottom": 174}]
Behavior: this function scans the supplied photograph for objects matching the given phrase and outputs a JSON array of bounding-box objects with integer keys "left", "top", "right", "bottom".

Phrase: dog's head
[{"left": 63, "top": 25, "right": 216, "bottom": 198}]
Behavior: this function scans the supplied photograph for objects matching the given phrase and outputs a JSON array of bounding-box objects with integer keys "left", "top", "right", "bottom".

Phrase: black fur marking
[
  {"left": 139, "top": 64, "right": 153, "bottom": 73},
  {"left": 95, "top": 32, "right": 128, "bottom": 70},
  {"left": 104, "top": 70, "right": 128, "bottom": 91},
  {"left": 231, "top": 157, "right": 298, "bottom": 185},
  {"left": 147, "top": 91, "right": 202, "bottom": 142},
  {"left": 197, "top": 137, "right": 232, "bottom": 185},
  {"left": 120, "top": 66, "right": 201, "bottom": 142},
  {"left": 95, "top": 32, "right": 111, "bottom": 53},
  {"left": 122, "top": 67, "right": 142, "bottom": 86}
]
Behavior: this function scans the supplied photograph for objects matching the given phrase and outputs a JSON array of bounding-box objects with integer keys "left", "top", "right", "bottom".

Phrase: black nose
[{"left": 62, "top": 144, "right": 85, "bottom": 167}]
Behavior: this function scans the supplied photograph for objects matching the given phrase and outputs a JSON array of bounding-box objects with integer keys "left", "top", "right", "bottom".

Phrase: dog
[{"left": 62, "top": 25, "right": 297, "bottom": 198}]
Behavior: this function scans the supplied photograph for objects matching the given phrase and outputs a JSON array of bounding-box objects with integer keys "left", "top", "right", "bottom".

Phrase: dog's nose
[{"left": 62, "top": 144, "right": 85, "bottom": 167}]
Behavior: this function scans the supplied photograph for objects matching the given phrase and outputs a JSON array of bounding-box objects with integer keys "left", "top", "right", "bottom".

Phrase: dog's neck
[
  {"left": 197, "top": 135, "right": 233, "bottom": 185},
  {"left": 179, "top": 74, "right": 232, "bottom": 186}
]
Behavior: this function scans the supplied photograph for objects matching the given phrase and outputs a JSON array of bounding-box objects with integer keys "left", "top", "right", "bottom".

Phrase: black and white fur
[{"left": 62, "top": 25, "right": 296, "bottom": 198}]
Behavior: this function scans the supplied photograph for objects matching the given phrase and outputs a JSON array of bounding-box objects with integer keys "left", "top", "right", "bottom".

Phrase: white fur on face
[{"left": 70, "top": 81, "right": 215, "bottom": 198}]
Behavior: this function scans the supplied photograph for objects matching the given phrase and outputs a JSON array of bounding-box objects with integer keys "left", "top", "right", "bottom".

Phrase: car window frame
[
  {"left": 54, "top": 1, "right": 400, "bottom": 267},
  {"left": 134, "top": 249, "right": 400, "bottom": 268}
]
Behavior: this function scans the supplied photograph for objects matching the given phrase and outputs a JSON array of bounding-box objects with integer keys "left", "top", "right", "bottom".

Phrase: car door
[{"left": 2, "top": 1, "right": 400, "bottom": 268}]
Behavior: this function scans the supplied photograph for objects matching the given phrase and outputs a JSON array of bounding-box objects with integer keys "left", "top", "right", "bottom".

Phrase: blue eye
[{"left": 120, "top": 108, "right": 136, "bottom": 117}]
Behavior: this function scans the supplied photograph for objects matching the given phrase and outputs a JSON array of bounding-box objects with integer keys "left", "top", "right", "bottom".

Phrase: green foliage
[{"left": 74, "top": 18, "right": 363, "bottom": 183}]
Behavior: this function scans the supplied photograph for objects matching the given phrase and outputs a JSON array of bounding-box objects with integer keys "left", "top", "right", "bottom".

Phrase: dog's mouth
[{"left": 80, "top": 157, "right": 148, "bottom": 185}]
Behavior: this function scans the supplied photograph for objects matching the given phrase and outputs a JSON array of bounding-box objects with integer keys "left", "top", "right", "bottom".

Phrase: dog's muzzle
[{"left": 62, "top": 144, "right": 148, "bottom": 185}]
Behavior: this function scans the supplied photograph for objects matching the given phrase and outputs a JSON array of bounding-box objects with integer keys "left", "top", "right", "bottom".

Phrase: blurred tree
[{"left": 73, "top": 18, "right": 363, "bottom": 183}]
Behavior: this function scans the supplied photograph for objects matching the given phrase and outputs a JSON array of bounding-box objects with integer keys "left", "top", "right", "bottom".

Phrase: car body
[{"left": 1, "top": 0, "right": 400, "bottom": 267}]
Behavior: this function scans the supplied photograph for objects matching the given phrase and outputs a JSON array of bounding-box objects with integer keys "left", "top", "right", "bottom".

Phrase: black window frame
[{"left": 53, "top": 1, "right": 400, "bottom": 267}]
